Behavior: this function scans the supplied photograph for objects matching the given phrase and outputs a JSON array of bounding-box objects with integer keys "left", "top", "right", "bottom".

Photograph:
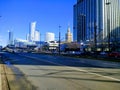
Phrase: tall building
[
  {"left": 8, "top": 31, "right": 14, "bottom": 45},
  {"left": 73, "top": 0, "right": 120, "bottom": 43},
  {"left": 29, "top": 22, "right": 40, "bottom": 42},
  {"left": 29, "top": 22, "right": 36, "bottom": 42},
  {"left": 65, "top": 26, "right": 72, "bottom": 42},
  {"left": 73, "top": 4, "right": 77, "bottom": 41},
  {"left": 26, "top": 34, "right": 29, "bottom": 41},
  {"left": 34, "top": 30, "right": 40, "bottom": 41},
  {"left": 45, "top": 32, "right": 55, "bottom": 42}
]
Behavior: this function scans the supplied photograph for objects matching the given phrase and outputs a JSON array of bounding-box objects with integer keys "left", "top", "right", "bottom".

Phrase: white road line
[
  {"left": 40, "top": 58, "right": 120, "bottom": 82},
  {"left": 20, "top": 55, "right": 120, "bottom": 82},
  {"left": 68, "top": 67, "right": 120, "bottom": 81}
]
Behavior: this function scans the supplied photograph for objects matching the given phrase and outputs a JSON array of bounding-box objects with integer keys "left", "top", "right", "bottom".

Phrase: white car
[{"left": 100, "top": 51, "right": 107, "bottom": 55}]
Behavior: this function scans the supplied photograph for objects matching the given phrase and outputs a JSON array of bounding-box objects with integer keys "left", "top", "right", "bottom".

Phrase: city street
[
  {"left": 1, "top": 52, "right": 120, "bottom": 90},
  {"left": 0, "top": 0, "right": 120, "bottom": 90}
]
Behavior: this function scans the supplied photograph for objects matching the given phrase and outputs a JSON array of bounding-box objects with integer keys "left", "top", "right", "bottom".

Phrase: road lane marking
[
  {"left": 68, "top": 67, "right": 120, "bottom": 81},
  {"left": 39, "top": 59, "right": 120, "bottom": 82},
  {"left": 19, "top": 54, "right": 120, "bottom": 82}
]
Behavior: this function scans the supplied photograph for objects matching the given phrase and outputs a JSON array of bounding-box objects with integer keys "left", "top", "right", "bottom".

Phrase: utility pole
[
  {"left": 106, "top": 1, "right": 111, "bottom": 52},
  {"left": 59, "top": 25, "right": 61, "bottom": 55},
  {"left": 94, "top": 20, "right": 97, "bottom": 52}
]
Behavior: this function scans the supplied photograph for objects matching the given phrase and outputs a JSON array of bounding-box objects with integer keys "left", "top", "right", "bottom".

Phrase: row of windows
[{"left": 73, "top": 0, "right": 120, "bottom": 43}]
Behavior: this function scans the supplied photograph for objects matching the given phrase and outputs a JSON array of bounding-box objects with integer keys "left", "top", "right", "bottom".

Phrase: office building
[
  {"left": 34, "top": 30, "right": 40, "bottom": 41},
  {"left": 29, "top": 22, "right": 36, "bottom": 42},
  {"left": 45, "top": 32, "right": 55, "bottom": 42},
  {"left": 26, "top": 34, "right": 29, "bottom": 41},
  {"left": 65, "top": 26, "right": 72, "bottom": 42},
  {"left": 73, "top": 4, "right": 77, "bottom": 41},
  {"left": 73, "top": 0, "right": 120, "bottom": 44},
  {"left": 29, "top": 22, "right": 40, "bottom": 42},
  {"left": 8, "top": 31, "right": 14, "bottom": 45}
]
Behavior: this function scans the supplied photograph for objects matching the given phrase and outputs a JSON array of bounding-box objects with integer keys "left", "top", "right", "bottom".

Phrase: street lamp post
[
  {"left": 106, "top": 1, "right": 111, "bottom": 52},
  {"left": 59, "top": 25, "right": 61, "bottom": 55}
]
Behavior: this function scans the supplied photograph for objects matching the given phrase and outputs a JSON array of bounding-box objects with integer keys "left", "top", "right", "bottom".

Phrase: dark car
[{"left": 108, "top": 52, "right": 120, "bottom": 58}]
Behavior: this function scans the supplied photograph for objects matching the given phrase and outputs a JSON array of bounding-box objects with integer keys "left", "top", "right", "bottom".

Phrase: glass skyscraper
[
  {"left": 73, "top": 0, "right": 120, "bottom": 44},
  {"left": 29, "top": 22, "right": 36, "bottom": 42},
  {"left": 8, "top": 31, "right": 14, "bottom": 45}
]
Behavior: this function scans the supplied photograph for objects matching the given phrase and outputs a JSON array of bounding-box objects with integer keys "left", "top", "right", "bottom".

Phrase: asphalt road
[{"left": 1, "top": 52, "right": 120, "bottom": 90}]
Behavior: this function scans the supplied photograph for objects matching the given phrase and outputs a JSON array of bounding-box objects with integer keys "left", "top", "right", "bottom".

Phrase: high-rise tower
[
  {"left": 34, "top": 30, "right": 40, "bottom": 41},
  {"left": 29, "top": 22, "right": 40, "bottom": 42},
  {"left": 29, "top": 22, "right": 36, "bottom": 42},
  {"left": 73, "top": 0, "right": 120, "bottom": 44},
  {"left": 8, "top": 31, "right": 14, "bottom": 45},
  {"left": 65, "top": 26, "right": 72, "bottom": 43}
]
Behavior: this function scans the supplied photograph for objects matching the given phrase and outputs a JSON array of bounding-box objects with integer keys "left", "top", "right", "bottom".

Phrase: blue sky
[{"left": 0, "top": 0, "right": 76, "bottom": 46}]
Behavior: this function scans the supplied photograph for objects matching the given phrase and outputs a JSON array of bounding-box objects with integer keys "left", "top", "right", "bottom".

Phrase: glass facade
[
  {"left": 73, "top": 0, "right": 120, "bottom": 44},
  {"left": 103, "top": 0, "right": 120, "bottom": 42},
  {"left": 73, "top": 4, "right": 77, "bottom": 41},
  {"left": 8, "top": 31, "right": 14, "bottom": 45}
]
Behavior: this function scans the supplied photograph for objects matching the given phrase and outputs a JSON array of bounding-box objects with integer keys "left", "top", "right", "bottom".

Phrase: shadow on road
[{"left": 0, "top": 52, "right": 120, "bottom": 69}]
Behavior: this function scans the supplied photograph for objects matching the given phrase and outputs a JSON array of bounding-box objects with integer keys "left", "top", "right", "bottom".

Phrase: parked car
[
  {"left": 99, "top": 51, "right": 108, "bottom": 57},
  {"left": 100, "top": 51, "right": 108, "bottom": 56},
  {"left": 108, "top": 52, "right": 120, "bottom": 58}
]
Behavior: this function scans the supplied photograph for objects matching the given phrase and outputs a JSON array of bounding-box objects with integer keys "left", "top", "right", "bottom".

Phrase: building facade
[
  {"left": 8, "top": 31, "right": 14, "bottom": 45},
  {"left": 29, "top": 22, "right": 40, "bottom": 42},
  {"left": 73, "top": 0, "right": 120, "bottom": 44},
  {"left": 14, "top": 39, "right": 36, "bottom": 48},
  {"left": 29, "top": 22, "right": 36, "bottom": 41},
  {"left": 46, "top": 41, "right": 59, "bottom": 50},
  {"left": 26, "top": 34, "right": 29, "bottom": 41},
  {"left": 45, "top": 32, "right": 55, "bottom": 42},
  {"left": 34, "top": 30, "right": 40, "bottom": 41}
]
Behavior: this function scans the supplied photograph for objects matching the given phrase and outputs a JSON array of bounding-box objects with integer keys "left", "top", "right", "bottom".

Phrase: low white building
[
  {"left": 14, "top": 39, "right": 36, "bottom": 48},
  {"left": 45, "top": 41, "right": 59, "bottom": 50}
]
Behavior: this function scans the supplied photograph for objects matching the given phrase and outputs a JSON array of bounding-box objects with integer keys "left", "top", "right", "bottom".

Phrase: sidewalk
[
  {"left": 0, "top": 53, "right": 2, "bottom": 90},
  {"left": 0, "top": 63, "right": 2, "bottom": 90}
]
